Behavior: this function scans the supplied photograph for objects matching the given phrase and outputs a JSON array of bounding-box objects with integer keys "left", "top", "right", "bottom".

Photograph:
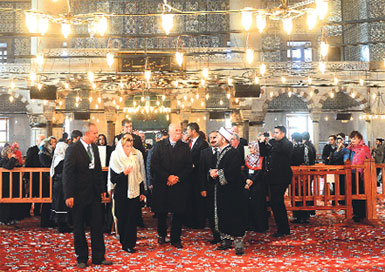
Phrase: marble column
[
  {"left": 310, "top": 110, "right": 322, "bottom": 153},
  {"left": 243, "top": 120, "right": 249, "bottom": 141},
  {"left": 105, "top": 107, "right": 117, "bottom": 146}
]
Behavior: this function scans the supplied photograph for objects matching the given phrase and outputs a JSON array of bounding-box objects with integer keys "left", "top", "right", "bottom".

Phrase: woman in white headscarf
[
  {"left": 108, "top": 133, "right": 146, "bottom": 253},
  {"left": 50, "top": 142, "right": 72, "bottom": 233}
]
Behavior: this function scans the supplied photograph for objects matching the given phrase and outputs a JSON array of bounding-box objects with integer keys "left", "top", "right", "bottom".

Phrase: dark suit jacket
[
  {"left": 114, "top": 133, "right": 145, "bottom": 156},
  {"left": 190, "top": 136, "right": 209, "bottom": 170},
  {"left": 235, "top": 144, "right": 245, "bottom": 165},
  {"left": 240, "top": 137, "right": 248, "bottom": 147},
  {"left": 265, "top": 137, "right": 293, "bottom": 184},
  {"left": 150, "top": 139, "right": 193, "bottom": 213},
  {"left": 62, "top": 140, "right": 105, "bottom": 205},
  {"left": 25, "top": 145, "right": 41, "bottom": 167},
  {"left": 199, "top": 147, "right": 217, "bottom": 195}
]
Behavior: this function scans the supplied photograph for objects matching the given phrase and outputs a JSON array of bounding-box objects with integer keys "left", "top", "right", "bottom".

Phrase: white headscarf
[
  {"left": 108, "top": 140, "right": 145, "bottom": 199},
  {"left": 50, "top": 142, "right": 68, "bottom": 177}
]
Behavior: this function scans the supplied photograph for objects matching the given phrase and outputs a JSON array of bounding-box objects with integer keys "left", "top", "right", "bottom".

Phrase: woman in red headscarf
[
  {"left": 243, "top": 141, "right": 268, "bottom": 233},
  {"left": 11, "top": 142, "right": 23, "bottom": 165}
]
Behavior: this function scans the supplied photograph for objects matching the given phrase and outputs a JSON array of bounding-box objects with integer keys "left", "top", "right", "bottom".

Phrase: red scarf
[{"left": 346, "top": 140, "right": 371, "bottom": 166}]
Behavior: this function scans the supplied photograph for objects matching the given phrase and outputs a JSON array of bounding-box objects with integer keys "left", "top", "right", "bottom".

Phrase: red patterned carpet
[{"left": 2, "top": 205, "right": 385, "bottom": 271}]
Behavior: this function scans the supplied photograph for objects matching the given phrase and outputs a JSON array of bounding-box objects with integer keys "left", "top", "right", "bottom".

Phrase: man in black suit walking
[
  {"left": 265, "top": 126, "right": 293, "bottom": 238},
  {"left": 151, "top": 123, "right": 193, "bottom": 248},
  {"left": 186, "top": 122, "right": 208, "bottom": 228},
  {"left": 199, "top": 131, "right": 221, "bottom": 243},
  {"left": 63, "top": 123, "right": 112, "bottom": 269}
]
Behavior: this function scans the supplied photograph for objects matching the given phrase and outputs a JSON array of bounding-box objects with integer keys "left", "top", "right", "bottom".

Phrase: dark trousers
[
  {"left": 157, "top": 212, "right": 183, "bottom": 243},
  {"left": 103, "top": 202, "right": 113, "bottom": 233},
  {"left": 205, "top": 193, "right": 220, "bottom": 240},
  {"left": 352, "top": 173, "right": 366, "bottom": 219},
  {"left": 248, "top": 182, "right": 269, "bottom": 232},
  {"left": 191, "top": 178, "right": 206, "bottom": 228},
  {"left": 269, "top": 183, "right": 290, "bottom": 234},
  {"left": 72, "top": 200, "right": 105, "bottom": 263},
  {"left": 115, "top": 197, "right": 140, "bottom": 249}
]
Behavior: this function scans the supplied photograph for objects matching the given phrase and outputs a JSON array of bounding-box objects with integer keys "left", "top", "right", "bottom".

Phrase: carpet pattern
[{"left": 2, "top": 204, "right": 385, "bottom": 271}]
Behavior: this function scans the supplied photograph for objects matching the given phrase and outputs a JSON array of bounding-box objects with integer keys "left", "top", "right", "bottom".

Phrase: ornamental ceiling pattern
[{"left": 71, "top": 0, "right": 230, "bottom": 50}]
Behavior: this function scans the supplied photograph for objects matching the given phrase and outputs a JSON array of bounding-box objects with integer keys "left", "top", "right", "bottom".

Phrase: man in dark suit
[
  {"left": 113, "top": 119, "right": 145, "bottom": 156},
  {"left": 265, "top": 125, "right": 293, "bottom": 238},
  {"left": 186, "top": 122, "right": 208, "bottom": 228},
  {"left": 199, "top": 131, "right": 221, "bottom": 244},
  {"left": 232, "top": 125, "right": 248, "bottom": 147},
  {"left": 63, "top": 123, "right": 112, "bottom": 269},
  {"left": 150, "top": 123, "right": 193, "bottom": 248},
  {"left": 231, "top": 133, "right": 245, "bottom": 165}
]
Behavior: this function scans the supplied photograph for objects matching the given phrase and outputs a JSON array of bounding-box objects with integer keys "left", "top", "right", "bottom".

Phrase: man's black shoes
[
  {"left": 272, "top": 231, "right": 290, "bottom": 238},
  {"left": 171, "top": 242, "right": 183, "bottom": 248}
]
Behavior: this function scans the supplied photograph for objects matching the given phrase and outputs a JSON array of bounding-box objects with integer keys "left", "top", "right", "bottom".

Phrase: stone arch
[
  {"left": 263, "top": 88, "right": 313, "bottom": 112},
  {"left": 0, "top": 90, "right": 33, "bottom": 113},
  {"left": 318, "top": 88, "right": 368, "bottom": 109}
]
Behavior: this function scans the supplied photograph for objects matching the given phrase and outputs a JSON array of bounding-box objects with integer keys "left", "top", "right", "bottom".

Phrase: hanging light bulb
[
  {"left": 162, "top": 95, "right": 165, "bottom": 101},
  {"left": 30, "top": 72, "right": 37, "bottom": 82},
  {"left": 270, "top": 91, "right": 274, "bottom": 98},
  {"left": 372, "top": 92, "right": 377, "bottom": 100},
  {"left": 177, "top": 100, "right": 181, "bottom": 106},
  {"left": 254, "top": 76, "right": 259, "bottom": 85},
  {"left": 38, "top": 17, "right": 49, "bottom": 35},
  {"left": 201, "top": 79, "right": 206, "bottom": 86},
  {"left": 35, "top": 54, "right": 44, "bottom": 67},
  {"left": 95, "top": 104, "right": 99, "bottom": 109},
  {"left": 201, "top": 101, "right": 205, "bottom": 107},
  {"left": 190, "top": 97, "right": 194, "bottom": 103},
  {"left": 75, "top": 102, "right": 79, "bottom": 108},
  {"left": 181, "top": 103, "right": 185, "bottom": 109},
  {"left": 219, "top": 99, "right": 224, "bottom": 105},
  {"left": 97, "top": 16, "right": 108, "bottom": 36},
  {"left": 226, "top": 93, "right": 231, "bottom": 99},
  {"left": 37, "top": 83, "right": 43, "bottom": 91},
  {"left": 227, "top": 77, "right": 233, "bottom": 86},
  {"left": 359, "top": 78, "right": 364, "bottom": 86},
  {"left": 330, "top": 91, "right": 334, "bottom": 98},
  {"left": 307, "top": 76, "right": 312, "bottom": 85},
  {"left": 310, "top": 90, "right": 314, "bottom": 97},
  {"left": 97, "top": 96, "right": 102, "bottom": 104},
  {"left": 283, "top": 18, "right": 293, "bottom": 35},
  {"left": 134, "top": 101, "right": 137, "bottom": 106},
  {"left": 202, "top": 68, "right": 209, "bottom": 80},
  {"left": 141, "top": 96, "right": 145, "bottom": 102},
  {"left": 316, "top": 0, "right": 328, "bottom": 20},
  {"left": 92, "top": 82, "right": 96, "bottom": 90},
  {"left": 320, "top": 41, "right": 329, "bottom": 58},
  {"left": 88, "top": 71, "right": 94, "bottom": 82},
  {"left": 61, "top": 21, "right": 71, "bottom": 39},
  {"left": 75, "top": 95, "right": 80, "bottom": 103},
  {"left": 89, "top": 96, "right": 93, "bottom": 103},
  {"left": 119, "top": 96, "right": 123, "bottom": 103},
  {"left": 43, "top": 100, "right": 48, "bottom": 105},
  {"left": 319, "top": 62, "right": 326, "bottom": 74},
  {"left": 106, "top": 52, "right": 114, "bottom": 68},
  {"left": 334, "top": 76, "right": 339, "bottom": 85},
  {"left": 205, "top": 93, "right": 209, "bottom": 100},
  {"left": 183, "top": 95, "right": 187, "bottom": 101},
  {"left": 26, "top": 12, "right": 39, "bottom": 33},
  {"left": 144, "top": 70, "right": 151, "bottom": 82},
  {"left": 241, "top": 8, "right": 253, "bottom": 31},
  {"left": 173, "top": 81, "right": 179, "bottom": 88},
  {"left": 10, "top": 80, "right": 15, "bottom": 90},
  {"left": 256, "top": 14, "right": 266, "bottom": 33},
  {"left": 58, "top": 100, "right": 63, "bottom": 106},
  {"left": 246, "top": 49, "right": 254, "bottom": 64},
  {"left": 351, "top": 92, "right": 356, "bottom": 98},
  {"left": 307, "top": 10, "right": 317, "bottom": 30},
  {"left": 325, "top": 115, "right": 329, "bottom": 121},
  {"left": 175, "top": 52, "right": 183, "bottom": 67},
  {"left": 281, "top": 76, "right": 286, "bottom": 84},
  {"left": 260, "top": 63, "right": 266, "bottom": 76},
  {"left": 195, "top": 93, "right": 200, "bottom": 100},
  {"left": 9, "top": 95, "right": 14, "bottom": 103},
  {"left": 162, "top": 14, "right": 174, "bottom": 35},
  {"left": 113, "top": 99, "right": 116, "bottom": 106},
  {"left": 288, "top": 90, "right": 292, "bottom": 97},
  {"left": 235, "top": 98, "right": 239, "bottom": 103},
  {"left": 64, "top": 82, "right": 69, "bottom": 89}
]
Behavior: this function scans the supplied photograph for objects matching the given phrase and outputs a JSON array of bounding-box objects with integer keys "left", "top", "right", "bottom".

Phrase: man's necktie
[
  {"left": 87, "top": 144, "right": 93, "bottom": 160},
  {"left": 189, "top": 140, "right": 192, "bottom": 149}
]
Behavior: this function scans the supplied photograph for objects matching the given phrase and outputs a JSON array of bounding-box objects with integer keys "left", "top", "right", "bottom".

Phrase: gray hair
[
  {"left": 81, "top": 122, "right": 96, "bottom": 135},
  {"left": 233, "top": 133, "right": 240, "bottom": 141}
]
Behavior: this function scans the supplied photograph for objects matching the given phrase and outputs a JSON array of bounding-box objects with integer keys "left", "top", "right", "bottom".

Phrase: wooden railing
[{"left": 0, "top": 162, "right": 383, "bottom": 225}]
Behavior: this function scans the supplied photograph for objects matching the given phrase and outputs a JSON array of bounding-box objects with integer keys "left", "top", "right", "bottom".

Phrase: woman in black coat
[
  {"left": 108, "top": 134, "right": 146, "bottom": 253},
  {"left": 243, "top": 141, "right": 268, "bottom": 233},
  {"left": 0, "top": 145, "right": 19, "bottom": 224}
]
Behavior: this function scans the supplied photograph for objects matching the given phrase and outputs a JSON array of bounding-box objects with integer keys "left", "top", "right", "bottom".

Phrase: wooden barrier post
[
  {"left": 363, "top": 158, "right": 381, "bottom": 226},
  {"left": 344, "top": 160, "right": 353, "bottom": 221}
]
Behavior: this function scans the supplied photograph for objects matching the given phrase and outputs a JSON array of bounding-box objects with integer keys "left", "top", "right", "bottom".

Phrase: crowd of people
[{"left": 0, "top": 119, "right": 384, "bottom": 268}]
